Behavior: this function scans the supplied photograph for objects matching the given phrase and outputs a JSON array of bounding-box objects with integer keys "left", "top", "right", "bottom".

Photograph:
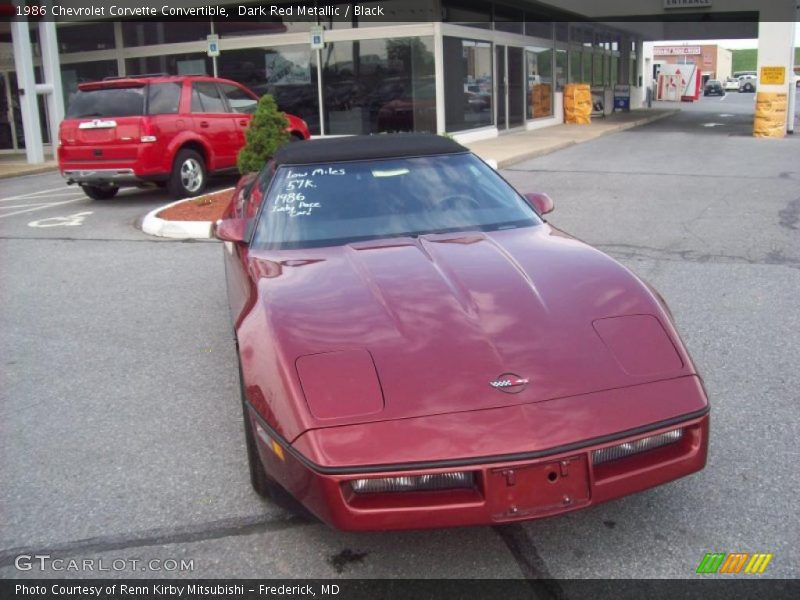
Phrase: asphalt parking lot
[{"left": 1, "top": 92, "right": 798, "bottom": 581}]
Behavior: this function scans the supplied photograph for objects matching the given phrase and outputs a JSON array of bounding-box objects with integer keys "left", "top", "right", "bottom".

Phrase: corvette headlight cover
[
  {"left": 350, "top": 471, "right": 475, "bottom": 494},
  {"left": 592, "top": 428, "right": 683, "bottom": 465}
]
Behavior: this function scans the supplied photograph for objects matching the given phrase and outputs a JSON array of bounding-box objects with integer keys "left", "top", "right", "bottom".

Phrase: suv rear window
[
  {"left": 147, "top": 82, "right": 182, "bottom": 115},
  {"left": 66, "top": 87, "right": 145, "bottom": 118}
]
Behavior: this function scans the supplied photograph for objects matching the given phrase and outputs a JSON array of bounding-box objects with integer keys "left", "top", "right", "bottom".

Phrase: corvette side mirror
[
  {"left": 523, "top": 192, "right": 554, "bottom": 215},
  {"left": 213, "top": 218, "right": 253, "bottom": 243}
]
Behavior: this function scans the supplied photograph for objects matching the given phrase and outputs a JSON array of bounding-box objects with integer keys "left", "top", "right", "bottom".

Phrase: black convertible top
[{"left": 273, "top": 133, "right": 468, "bottom": 166}]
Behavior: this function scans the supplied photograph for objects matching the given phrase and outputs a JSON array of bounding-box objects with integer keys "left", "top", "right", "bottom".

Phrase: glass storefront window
[
  {"left": 216, "top": 9, "right": 313, "bottom": 38},
  {"left": 125, "top": 55, "right": 212, "bottom": 78},
  {"left": 122, "top": 22, "right": 210, "bottom": 47},
  {"left": 217, "top": 22, "right": 314, "bottom": 36},
  {"left": 611, "top": 56, "right": 618, "bottom": 86},
  {"left": 0, "top": 73, "right": 14, "bottom": 150},
  {"left": 582, "top": 52, "right": 592, "bottom": 83},
  {"left": 9, "top": 73, "right": 26, "bottom": 148},
  {"left": 494, "top": 6, "right": 523, "bottom": 34},
  {"left": 569, "top": 49, "right": 581, "bottom": 83},
  {"left": 525, "top": 19, "right": 552, "bottom": 39},
  {"left": 321, "top": 37, "right": 436, "bottom": 135},
  {"left": 321, "top": 0, "right": 433, "bottom": 28},
  {"left": 61, "top": 60, "right": 118, "bottom": 108},
  {"left": 9, "top": 70, "right": 50, "bottom": 145},
  {"left": 555, "top": 22, "right": 569, "bottom": 43},
  {"left": 592, "top": 54, "right": 603, "bottom": 86},
  {"left": 57, "top": 24, "right": 115, "bottom": 53},
  {"left": 556, "top": 49, "right": 567, "bottom": 91},
  {"left": 218, "top": 46, "right": 320, "bottom": 134},
  {"left": 319, "top": 2, "right": 354, "bottom": 29},
  {"left": 526, "top": 47, "right": 553, "bottom": 119},
  {"left": 441, "top": 0, "right": 491, "bottom": 29},
  {"left": 443, "top": 37, "right": 492, "bottom": 132}
]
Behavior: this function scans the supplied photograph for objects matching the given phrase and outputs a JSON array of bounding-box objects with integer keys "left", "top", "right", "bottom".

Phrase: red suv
[{"left": 58, "top": 74, "right": 310, "bottom": 199}]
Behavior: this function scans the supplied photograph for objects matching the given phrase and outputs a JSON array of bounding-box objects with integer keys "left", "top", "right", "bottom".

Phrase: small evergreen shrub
[{"left": 237, "top": 94, "right": 289, "bottom": 174}]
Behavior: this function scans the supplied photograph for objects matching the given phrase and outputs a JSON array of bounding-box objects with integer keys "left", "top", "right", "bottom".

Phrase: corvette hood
[{"left": 245, "top": 225, "right": 692, "bottom": 429}]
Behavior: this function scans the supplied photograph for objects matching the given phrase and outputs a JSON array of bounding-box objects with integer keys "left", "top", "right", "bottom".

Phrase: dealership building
[
  {"left": 651, "top": 44, "right": 733, "bottom": 84},
  {"left": 1, "top": 0, "right": 797, "bottom": 163}
]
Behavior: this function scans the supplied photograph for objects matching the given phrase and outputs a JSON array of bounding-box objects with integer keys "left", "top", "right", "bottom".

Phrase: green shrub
[{"left": 237, "top": 94, "right": 289, "bottom": 174}]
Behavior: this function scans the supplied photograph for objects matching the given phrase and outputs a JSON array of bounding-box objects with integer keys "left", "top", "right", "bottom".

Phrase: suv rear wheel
[
  {"left": 80, "top": 184, "right": 119, "bottom": 200},
  {"left": 169, "top": 149, "right": 207, "bottom": 198}
]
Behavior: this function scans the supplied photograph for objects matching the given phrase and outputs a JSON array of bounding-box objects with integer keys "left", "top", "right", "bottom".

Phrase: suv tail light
[{"left": 140, "top": 118, "right": 157, "bottom": 143}]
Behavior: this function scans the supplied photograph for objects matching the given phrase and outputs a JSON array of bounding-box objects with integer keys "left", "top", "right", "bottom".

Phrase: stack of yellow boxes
[
  {"left": 530, "top": 84, "right": 552, "bottom": 118},
  {"left": 563, "top": 83, "right": 592, "bottom": 124},
  {"left": 753, "top": 92, "right": 787, "bottom": 138}
]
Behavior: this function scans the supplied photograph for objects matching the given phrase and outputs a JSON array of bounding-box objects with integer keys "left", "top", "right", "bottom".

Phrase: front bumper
[{"left": 248, "top": 377, "right": 710, "bottom": 531}]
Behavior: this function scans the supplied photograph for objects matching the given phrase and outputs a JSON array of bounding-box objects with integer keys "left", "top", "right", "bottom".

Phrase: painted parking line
[
  {"left": 0, "top": 197, "right": 86, "bottom": 220},
  {"left": 0, "top": 202, "right": 55, "bottom": 210},
  {"left": 0, "top": 185, "right": 75, "bottom": 204},
  {"left": 0, "top": 191, "right": 83, "bottom": 204},
  {"left": 0, "top": 183, "right": 87, "bottom": 220}
]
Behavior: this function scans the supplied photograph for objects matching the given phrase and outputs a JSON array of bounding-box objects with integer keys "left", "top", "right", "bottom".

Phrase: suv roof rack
[{"left": 103, "top": 73, "right": 170, "bottom": 80}]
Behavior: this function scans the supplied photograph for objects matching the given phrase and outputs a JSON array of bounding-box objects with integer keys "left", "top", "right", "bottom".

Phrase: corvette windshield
[{"left": 252, "top": 153, "right": 540, "bottom": 249}]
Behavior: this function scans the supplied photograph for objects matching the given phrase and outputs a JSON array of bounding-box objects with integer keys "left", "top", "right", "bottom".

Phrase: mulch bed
[{"left": 157, "top": 188, "right": 234, "bottom": 222}]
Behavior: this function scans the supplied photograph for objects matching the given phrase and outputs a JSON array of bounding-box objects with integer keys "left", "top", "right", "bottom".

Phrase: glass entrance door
[
  {"left": 507, "top": 47, "right": 525, "bottom": 128},
  {"left": 495, "top": 45, "right": 506, "bottom": 130},
  {"left": 0, "top": 72, "right": 15, "bottom": 150},
  {"left": 496, "top": 46, "right": 525, "bottom": 131}
]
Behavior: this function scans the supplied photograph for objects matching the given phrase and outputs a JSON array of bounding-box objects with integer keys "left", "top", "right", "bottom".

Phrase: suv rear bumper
[{"left": 62, "top": 168, "right": 168, "bottom": 186}]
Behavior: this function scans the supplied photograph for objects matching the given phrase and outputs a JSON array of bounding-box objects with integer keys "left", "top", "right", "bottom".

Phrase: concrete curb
[
  {"left": 140, "top": 188, "right": 233, "bottom": 240},
  {"left": 0, "top": 163, "right": 59, "bottom": 180},
  {"left": 611, "top": 109, "right": 680, "bottom": 133},
  {"left": 495, "top": 140, "right": 576, "bottom": 169},
  {"left": 495, "top": 110, "right": 679, "bottom": 169}
]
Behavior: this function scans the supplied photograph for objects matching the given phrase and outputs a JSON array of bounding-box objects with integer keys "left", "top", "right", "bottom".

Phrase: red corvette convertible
[{"left": 215, "top": 134, "right": 709, "bottom": 531}]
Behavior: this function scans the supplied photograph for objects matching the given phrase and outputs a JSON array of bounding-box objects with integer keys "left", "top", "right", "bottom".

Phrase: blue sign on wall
[{"left": 613, "top": 85, "right": 631, "bottom": 112}]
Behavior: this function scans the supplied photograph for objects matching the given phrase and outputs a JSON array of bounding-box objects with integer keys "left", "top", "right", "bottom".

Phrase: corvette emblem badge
[{"left": 489, "top": 373, "right": 529, "bottom": 394}]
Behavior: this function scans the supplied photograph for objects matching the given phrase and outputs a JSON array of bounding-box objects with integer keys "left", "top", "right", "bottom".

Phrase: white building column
[
  {"left": 10, "top": 12, "right": 44, "bottom": 163},
  {"left": 38, "top": 20, "right": 64, "bottom": 149},
  {"left": 753, "top": 21, "right": 796, "bottom": 137},
  {"left": 433, "top": 22, "right": 445, "bottom": 134}
]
